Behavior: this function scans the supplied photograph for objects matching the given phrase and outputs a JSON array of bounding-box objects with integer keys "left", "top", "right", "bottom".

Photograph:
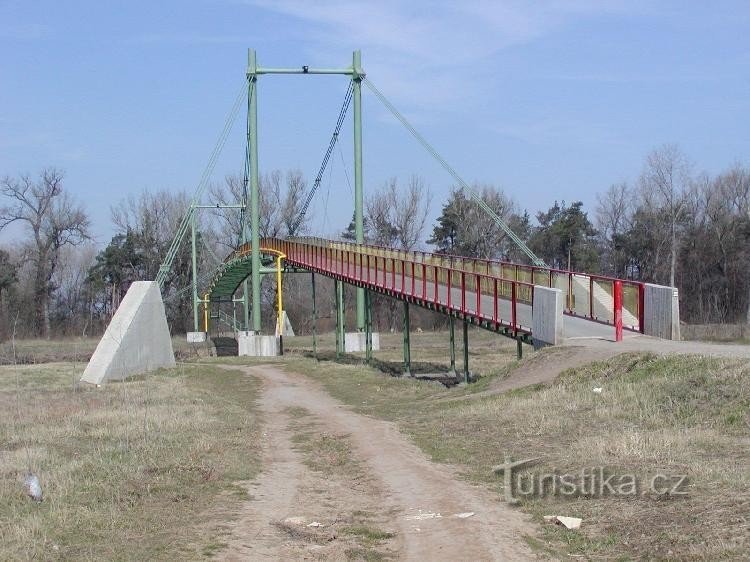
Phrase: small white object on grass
[
  {"left": 592, "top": 387, "right": 603, "bottom": 394},
  {"left": 453, "top": 512, "right": 475, "bottom": 519},
  {"left": 405, "top": 511, "right": 442, "bottom": 521},
  {"left": 543, "top": 515, "right": 582, "bottom": 529},
  {"left": 23, "top": 472, "right": 43, "bottom": 502}
]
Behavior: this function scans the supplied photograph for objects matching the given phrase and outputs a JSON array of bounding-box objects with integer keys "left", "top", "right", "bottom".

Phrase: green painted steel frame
[{"left": 230, "top": 48, "right": 366, "bottom": 336}]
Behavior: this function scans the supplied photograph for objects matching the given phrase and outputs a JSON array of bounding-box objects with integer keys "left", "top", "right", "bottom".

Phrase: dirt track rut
[{"left": 217, "top": 364, "right": 536, "bottom": 561}]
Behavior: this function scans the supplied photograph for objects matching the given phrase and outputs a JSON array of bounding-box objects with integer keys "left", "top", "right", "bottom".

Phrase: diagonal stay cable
[
  {"left": 363, "top": 77, "right": 546, "bottom": 267},
  {"left": 163, "top": 269, "right": 217, "bottom": 303},
  {"left": 156, "top": 79, "right": 250, "bottom": 288},
  {"left": 289, "top": 80, "right": 354, "bottom": 236}
]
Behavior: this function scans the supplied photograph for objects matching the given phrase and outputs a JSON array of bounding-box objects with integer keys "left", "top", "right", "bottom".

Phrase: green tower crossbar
[{"left": 241, "top": 49, "right": 368, "bottom": 334}]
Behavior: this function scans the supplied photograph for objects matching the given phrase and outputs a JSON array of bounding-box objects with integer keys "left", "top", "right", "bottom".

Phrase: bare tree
[
  {"left": 596, "top": 182, "right": 633, "bottom": 275},
  {"left": 639, "top": 144, "right": 691, "bottom": 287},
  {"left": 0, "top": 169, "right": 90, "bottom": 337},
  {"left": 366, "top": 175, "right": 431, "bottom": 250},
  {"left": 365, "top": 175, "right": 431, "bottom": 330},
  {"left": 210, "top": 169, "right": 309, "bottom": 249}
]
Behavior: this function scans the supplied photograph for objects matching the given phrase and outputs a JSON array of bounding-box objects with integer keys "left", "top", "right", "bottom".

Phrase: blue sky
[{"left": 1, "top": 0, "right": 748, "bottom": 245}]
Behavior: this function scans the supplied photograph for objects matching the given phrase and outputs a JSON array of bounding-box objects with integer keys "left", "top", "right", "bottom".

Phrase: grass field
[
  {"left": 284, "top": 350, "right": 750, "bottom": 560},
  {"left": 0, "top": 361, "right": 261, "bottom": 560},
  {"left": 2, "top": 331, "right": 748, "bottom": 560}
]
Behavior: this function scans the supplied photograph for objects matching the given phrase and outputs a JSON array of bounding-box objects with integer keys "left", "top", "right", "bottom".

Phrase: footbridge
[
  {"left": 207, "top": 237, "right": 673, "bottom": 351},
  {"left": 83, "top": 49, "right": 680, "bottom": 385}
]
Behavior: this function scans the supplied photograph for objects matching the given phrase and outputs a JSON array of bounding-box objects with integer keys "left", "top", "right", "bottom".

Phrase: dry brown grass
[
  {"left": 286, "top": 351, "right": 750, "bottom": 560},
  {"left": 0, "top": 361, "right": 261, "bottom": 560},
  {"left": 0, "top": 336, "right": 206, "bottom": 365}
]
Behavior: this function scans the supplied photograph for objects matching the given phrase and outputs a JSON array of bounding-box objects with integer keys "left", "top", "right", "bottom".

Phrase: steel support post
[
  {"left": 516, "top": 336, "right": 523, "bottom": 359},
  {"left": 248, "top": 49, "right": 262, "bottom": 333},
  {"left": 311, "top": 273, "right": 318, "bottom": 360},
  {"left": 334, "top": 280, "right": 340, "bottom": 357},
  {"left": 449, "top": 316, "right": 456, "bottom": 375},
  {"left": 403, "top": 301, "right": 411, "bottom": 376},
  {"left": 353, "top": 50, "right": 365, "bottom": 332},
  {"left": 335, "top": 280, "right": 345, "bottom": 358},
  {"left": 463, "top": 319, "right": 470, "bottom": 384},
  {"left": 190, "top": 208, "right": 199, "bottom": 332},
  {"left": 365, "top": 290, "right": 373, "bottom": 364},
  {"left": 242, "top": 280, "right": 250, "bottom": 330}
]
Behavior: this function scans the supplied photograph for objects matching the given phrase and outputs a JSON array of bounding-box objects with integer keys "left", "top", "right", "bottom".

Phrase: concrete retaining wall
[
  {"left": 532, "top": 286, "right": 563, "bottom": 349},
  {"left": 237, "top": 332, "right": 279, "bottom": 356},
  {"left": 344, "top": 332, "right": 381, "bottom": 352},
  {"left": 644, "top": 284, "right": 681, "bottom": 340},
  {"left": 81, "top": 281, "right": 175, "bottom": 385}
]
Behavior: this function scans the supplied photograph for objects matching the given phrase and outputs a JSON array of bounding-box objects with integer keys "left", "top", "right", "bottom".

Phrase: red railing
[
  {"left": 285, "top": 237, "right": 642, "bottom": 335},
  {"left": 253, "top": 238, "right": 534, "bottom": 335}
]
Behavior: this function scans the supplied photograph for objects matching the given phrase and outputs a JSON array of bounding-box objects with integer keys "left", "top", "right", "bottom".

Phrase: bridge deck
[{"left": 206, "top": 238, "right": 632, "bottom": 342}]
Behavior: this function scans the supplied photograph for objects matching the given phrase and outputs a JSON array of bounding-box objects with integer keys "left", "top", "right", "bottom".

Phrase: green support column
[
  {"left": 403, "top": 301, "right": 411, "bottom": 376},
  {"left": 365, "top": 290, "right": 372, "bottom": 364},
  {"left": 311, "top": 273, "right": 318, "bottom": 360},
  {"left": 353, "top": 50, "right": 365, "bottom": 332},
  {"left": 242, "top": 280, "right": 250, "bottom": 331},
  {"left": 248, "top": 49, "right": 261, "bottom": 333},
  {"left": 335, "top": 280, "right": 345, "bottom": 358},
  {"left": 462, "top": 320, "right": 470, "bottom": 384},
  {"left": 190, "top": 208, "right": 199, "bottom": 332},
  {"left": 448, "top": 316, "right": 456, "bottom": 375}
]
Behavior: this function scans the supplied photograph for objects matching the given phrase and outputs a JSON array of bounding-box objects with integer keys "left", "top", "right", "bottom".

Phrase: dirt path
[{"left": 218, "top": 364, "right": 537, "bottom": 561}]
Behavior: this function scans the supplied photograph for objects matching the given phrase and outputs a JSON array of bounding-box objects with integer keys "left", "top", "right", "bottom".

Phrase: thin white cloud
[{"left": 246, "top": 0, "right": 650, "bottom": 111}]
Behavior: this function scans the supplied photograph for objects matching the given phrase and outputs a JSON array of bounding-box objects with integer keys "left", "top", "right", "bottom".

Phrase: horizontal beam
[
  {"left": 194, "top": 204, "right": 244, "bottom": 209},
  {"left": 254, "top": 67, "right": 354, "bottom": 76}
]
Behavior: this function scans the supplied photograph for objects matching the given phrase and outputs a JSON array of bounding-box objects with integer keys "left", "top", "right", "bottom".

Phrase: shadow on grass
[{"left": 299, "top": 350, "right": 470, "bottom": 386}]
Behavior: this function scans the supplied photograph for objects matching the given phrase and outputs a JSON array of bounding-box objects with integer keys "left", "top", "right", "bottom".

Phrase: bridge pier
[
  {"left": 448, "top": 316, "right": 457, "bottom": 376},
  {"left": 462, "top": 319, "right": 470, "bottom": 384},
  {"left": 311, "top": 273, "right": 318, "bottom": 360},
  {"left": 402, "top": 301, "right": 411, "bottom": 376},
  {"left": 365, "top": 289, "right": 373, "bottom": 364},
  {"left": 335, "top": 280, "right": 344, "bottom": 359}
]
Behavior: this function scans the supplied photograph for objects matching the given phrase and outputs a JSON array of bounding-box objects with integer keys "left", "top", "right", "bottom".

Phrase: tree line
[{"left": 0, "top": 143, "right": 747, "bottom": 339}]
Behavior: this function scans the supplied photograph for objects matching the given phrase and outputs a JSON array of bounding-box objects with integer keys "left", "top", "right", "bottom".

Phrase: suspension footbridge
[{"left": 82, "top": 49, "right": 680, "bottom": 385}]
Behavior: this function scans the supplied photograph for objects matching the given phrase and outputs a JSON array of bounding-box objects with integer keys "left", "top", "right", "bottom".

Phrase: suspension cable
[
  {"left": 362, "top": 77, "right": 546, "bottom": 267},
  {"left": 289, "top": 80, "right": 354, "bottom": 236},
  {"left": 156, "top": 79, "right": 250, "bottom": 288}
]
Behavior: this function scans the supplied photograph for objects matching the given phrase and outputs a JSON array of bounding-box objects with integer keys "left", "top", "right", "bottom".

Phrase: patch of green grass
[{"left": 341, "top": 525, "right": 395, "bottom": 542}]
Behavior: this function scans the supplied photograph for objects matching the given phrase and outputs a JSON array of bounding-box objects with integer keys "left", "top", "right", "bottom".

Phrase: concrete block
[
  {"left": 274, "top": 311, "right": 295, "bottom": 337},
  {"left": 81, "top": 281, "right": 175, "bottom": 385},
  {"left": 644, "top": 284, "right": 681, "bottom": 340},
  {"left": 532, "top": 286, "right": 563, "bottom": 349},
  {"left": 237, "top": 332, "right": 279, "bottom": 356},
  {"left": 344, "top": 332, "right": 381, "bottom": 352},
  {"left": 187, "top": 331, "right": 207, "bottom": 343}
]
